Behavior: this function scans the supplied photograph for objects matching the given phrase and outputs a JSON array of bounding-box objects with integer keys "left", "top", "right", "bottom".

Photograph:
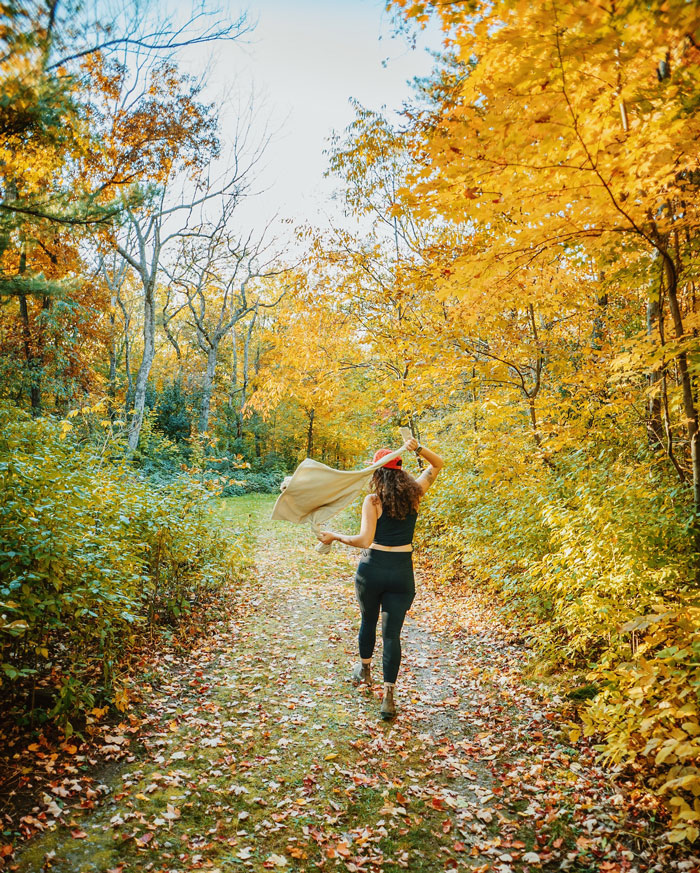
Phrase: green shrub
[
  {"left": 0, "top": 403, "right": 248, "bottom": 729},
  {"left": 132, "top": 411, "right": 190, "bottom": 483},
  {"left": 416, "top": 432, "right": 691, "bottom": 662},
  {"left": 415, "top": 422, "right": 697, "bottom": 840},
  {"left": 220, "top": 468, "right": 286, "bottom": 495},
  {"left": 578, "top": 599, "right": 700, "bottom": 843}
]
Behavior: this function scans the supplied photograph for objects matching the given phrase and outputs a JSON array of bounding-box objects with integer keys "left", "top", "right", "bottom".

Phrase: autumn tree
[
  {"left": 380, "top": 0, "right": 700, "bottom": 840},
  {"left": 323, "top": 106, "right": 446, "bottom": 438},
  {"left": 92, "top": 53, "right": 261, "bottom": 449},
  {"left": 164, "top": 213, "right": 286, "bottom": 436},
  {"left": 0, "top": 1, "right": 250, "bottom": 416},
  {"left": 0, "top": 5, "right": 112, "bottom": 412},
  {"left": 248, "top": 279, "right": 372, "bottom": 463},
  {"left": 393, "top": 0, "right": 700, "bottom": 514}
]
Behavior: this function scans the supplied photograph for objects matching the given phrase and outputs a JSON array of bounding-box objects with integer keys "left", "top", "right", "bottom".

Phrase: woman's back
[{"left": 373, "top": 506, "right": 418, "bottom": 547}]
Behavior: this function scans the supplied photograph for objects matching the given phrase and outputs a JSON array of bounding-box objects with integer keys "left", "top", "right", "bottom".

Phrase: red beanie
[{"left": 372, "top": 448, "right": 402, "bottom": 470}]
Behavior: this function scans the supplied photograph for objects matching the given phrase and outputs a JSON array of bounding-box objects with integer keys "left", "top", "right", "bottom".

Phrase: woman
[{"left": 317, "top": 437, "right": 444, "bottom": 719}]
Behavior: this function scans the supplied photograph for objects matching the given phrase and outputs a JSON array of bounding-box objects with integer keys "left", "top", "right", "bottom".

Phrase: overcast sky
[{"left": 186, "top": 0, "right": 440, "bottom": 237}]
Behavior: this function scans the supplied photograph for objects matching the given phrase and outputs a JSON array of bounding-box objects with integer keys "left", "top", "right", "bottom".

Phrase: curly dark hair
[{"left": 370, "top": 467, "right": 422, "bottom": 519}]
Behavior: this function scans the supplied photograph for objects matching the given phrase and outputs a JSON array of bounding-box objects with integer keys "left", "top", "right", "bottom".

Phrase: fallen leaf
[{"left": 263, "top": 854, "right": 288, "bottom": 868}]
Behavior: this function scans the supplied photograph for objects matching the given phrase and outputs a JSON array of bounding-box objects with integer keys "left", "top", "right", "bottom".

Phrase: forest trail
[{"left": 14, "top": 497, "right": 685, "bottom": 873}]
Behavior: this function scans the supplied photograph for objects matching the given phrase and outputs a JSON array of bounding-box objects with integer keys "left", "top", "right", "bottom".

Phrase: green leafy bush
[
  {"left": 578, "top": 600, "right": 700, "bottom": 844},
  {"left": 0, "top": 404, "right": 248, "bottom": 729},
  {"left": 416, "top": 431, "right": 691, "bottom": 662},
  {"left": 415, "top": 423, "right": 697, "bottom": 839},
  {"left": 220, "top": 469, "right": 286, "bottom": 496}
]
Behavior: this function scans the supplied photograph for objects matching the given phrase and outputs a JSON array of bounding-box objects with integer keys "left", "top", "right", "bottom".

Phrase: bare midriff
[{"left": 370, "top": 543, "right": 413, "bottom": 553}]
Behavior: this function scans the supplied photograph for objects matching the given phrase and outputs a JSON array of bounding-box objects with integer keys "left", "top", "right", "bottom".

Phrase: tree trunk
[
  {"left": 591, "top": 291, "right": 608, "bottom": 351},
  {"left": 109, "top": 291, "right": 118, "bottom": 416},
  {"left": 39, "top": 294, "right": 50, "bottom": 406},
  {"left": 528, "top": 396, "right": 542, "bottom": 447},
  {"left": 662, "top": 252, "right": 700, "bottom": 566},
  {"left": 646, "top": 293, "right": 664, "bottom": 449},
  {"left": 229, "top": 328, "right": 238, "bottom": 408},
  {"left": 163, "top": 319, "right": 183, "bottom": 379},
  {"left": 127, "top": 287, "right": 156, "bottom": 453},
  {"left": 19, "top": 294, "right": 41, "bottom": 416},
  {"left": 236, "top": 314, "right": 256, "bottom": 440},
  {"left": 114, "top": 286, "right": 134, "bottom": 420},
  {"left": 306, "top": 408, "right": 315, "bottom": 458},
  {"left": 17, "top": 246, "right": 42, "bottom": 416},
  {"left": 199, "top": 342, "right": 218, "bottom": 434}
]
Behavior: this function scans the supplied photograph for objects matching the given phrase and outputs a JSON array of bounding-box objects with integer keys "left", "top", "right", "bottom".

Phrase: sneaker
[
  {"left": 352, "top": 662, "right": 372, "bottom": 687},
  {"left": 380, "top": 687, "right": 396, "bottom": 720}
]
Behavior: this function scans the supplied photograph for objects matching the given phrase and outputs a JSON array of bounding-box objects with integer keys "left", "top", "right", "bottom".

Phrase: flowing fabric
[{"left": 271, "top": 446, "right": 406, "bottom": 552}]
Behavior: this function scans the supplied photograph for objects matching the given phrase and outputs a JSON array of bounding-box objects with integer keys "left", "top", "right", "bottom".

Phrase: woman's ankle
[{"left": 361, "top": 657, "right": 372, "bottom": 665}]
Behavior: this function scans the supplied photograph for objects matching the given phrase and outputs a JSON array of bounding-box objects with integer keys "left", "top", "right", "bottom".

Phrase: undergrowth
[
  {"left": 414, "top": 427, "right": 699, "bottom": 843},
  {"left": 0, "top": 403, "right": 250, "bottom": 732}
]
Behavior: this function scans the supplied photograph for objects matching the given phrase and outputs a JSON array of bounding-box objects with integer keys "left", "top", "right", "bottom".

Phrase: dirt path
[{"left": 13, "top": 498, "right": 696, "bottom": 873}]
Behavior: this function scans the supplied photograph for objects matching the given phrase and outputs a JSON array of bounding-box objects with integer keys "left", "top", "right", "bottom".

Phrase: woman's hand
[
  {"left": 403, "top": 437, "right": 419, "bottom": 453},
  {"left": 317, "top": 531, "right": 336, "bottom": 545}
]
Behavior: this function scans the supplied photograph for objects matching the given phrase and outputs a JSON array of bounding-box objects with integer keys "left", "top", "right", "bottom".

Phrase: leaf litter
[{"left": 7, "top": 496, "right": 700, "bottom": 872}]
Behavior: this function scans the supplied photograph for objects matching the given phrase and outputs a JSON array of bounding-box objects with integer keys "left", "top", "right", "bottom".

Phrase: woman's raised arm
[{"left": 415, "top": 445, "right": 444, "bottom": 495}]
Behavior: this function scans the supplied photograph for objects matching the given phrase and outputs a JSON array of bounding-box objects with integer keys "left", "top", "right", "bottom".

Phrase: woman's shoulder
[{"left": 364, "top": 493, "right": 383, "bottom": 518}]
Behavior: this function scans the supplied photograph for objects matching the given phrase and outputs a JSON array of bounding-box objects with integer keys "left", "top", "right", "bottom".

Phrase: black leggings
[{"left": 354, "top": 549, "right": 415, "bottom": 684}]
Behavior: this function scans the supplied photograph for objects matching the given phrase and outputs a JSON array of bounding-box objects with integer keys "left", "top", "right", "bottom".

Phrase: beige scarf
[{"left": 271, "top": 446, "right": 406, "bottom": 552}]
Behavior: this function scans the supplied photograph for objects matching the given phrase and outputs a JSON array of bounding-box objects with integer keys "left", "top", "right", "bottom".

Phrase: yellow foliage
[
  {"left": 581, "top": 598, "right": 700, "bottom": 841},
  {"left": 374, "top": 0, "right": 700, "bottom": 841}
]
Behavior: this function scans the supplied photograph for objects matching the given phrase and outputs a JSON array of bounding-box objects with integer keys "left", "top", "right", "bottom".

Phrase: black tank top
[{"left": 373, "top": 508, "right": 418, "bottom": 547}]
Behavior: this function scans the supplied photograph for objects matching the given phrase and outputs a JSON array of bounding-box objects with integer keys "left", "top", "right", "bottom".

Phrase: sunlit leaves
[{"left": 383, "top": 0, "right": 700, "bottom": 843}]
